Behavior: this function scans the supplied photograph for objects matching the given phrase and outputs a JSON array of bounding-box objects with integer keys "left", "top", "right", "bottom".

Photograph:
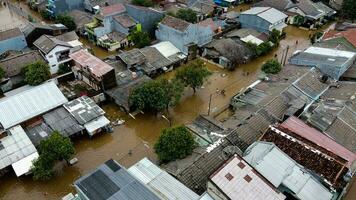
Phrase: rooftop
[
  {"left": 0, "top": 81, "right": 68, "bottom": 130},
  {"left": 160, "top": 15, "right": 191, "bottom": 32},
  {"left": 74, "top": 159, "right": 160, "bottom": 200},
  {"left": 0, "top": 28, "right": 23, "bottom": 41},
  {"left": 210, "top": 154, "right": 285, "bottom": 200},
  {"left": 68, "top": 10, "right": 93, "bottom": 29},
  {"left": 128, "top": 157, "right": 199, "bottom": 200},
  {"left": 100, "top": 3, "right": 126, "bottom": 17},
  {"left": 241, "top": 7, "right": 287, "bottom": 24},
  {"left": 113, "top": 14, "right": 137, "bottom": 28},
  {"left": 70, "top": 49, "right": 114, "bottom": 77},
  {"left": 33, "top": 35, "right": 71, "bottom": 54}
]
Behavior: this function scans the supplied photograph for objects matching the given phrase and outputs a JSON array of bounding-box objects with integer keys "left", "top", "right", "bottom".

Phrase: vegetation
[
  {"left": 261, "top": 59, "right": 282, "bottom": 74},
  {"left": 130, "top": 30, "right": 151, "bottom": 48},
  {"left": 23, "top": 61, "right": 51, "bottom": 86},
  {"left": 31, "top": 132, "right": 75, "bottom": 181},
  {"left": 310, "top": 31, "right": 323, "bottom": 44},
  {"left": 132, "top": 0, "right": 153, "bottom": 7},
  {"left": 40, "top": 10, "right": 51, "bottom": 20},
  {"left": 154, "top": 126, "right": 195, "bottom": 163},
  {"left": 175, "top": 60, "right": 211, "bottom": 93},
  {"left": 56, "top": 14, "right": 76, "bottom": 31},
  {"left": 293, "top": 15, "right": 305, "bottom": 26},
  {"left": 0, "top": 67, "right": 5, "bottom": 80},
  {"left": 58, "top": 63, "right": 71, "bottom": 74},
  {"left": 268, "top": 29, "right": 281, "bottom": 45},
  {"left": 129, "top": 78, "right": 184, "bottom": 113},
  {"left": 246, "top": 41, "right": 273, "bottom": 58},
  {"left": 175, "top": 9, "right": 197, "bottom": 23},
  {"left": 341, "top": 0, "right": 356, "bottom": 22},
  {"left": 28, "top": 15, "right": 35, "bottom": 23}
]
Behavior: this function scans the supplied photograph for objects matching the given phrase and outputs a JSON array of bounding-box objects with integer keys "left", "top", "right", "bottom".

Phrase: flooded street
[
  {"left": 0, "top": 5, "right": 344, "bottom": 198},
  {"left": 0, "top": 3, "right": 28, "bottom": 31}
]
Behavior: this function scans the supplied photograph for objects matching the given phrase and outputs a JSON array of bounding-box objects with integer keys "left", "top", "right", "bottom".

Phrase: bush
[
  {"left": 268, "top": 29, "right": 281, "bottom": 45},
  {"left": 154, "top": 126, "right": 196, "bottom": 163},
  {"left": 0, "top": 67, "right": 5, "bottom": 80},
  {"left": 40, "top": 10, "right": 51, "bottom": 20},
  {"left": 132, "top": 0, "right": 153, "bottom": 7},
  {"left": 58, "top": 63, "right": 71, "bottom": 74},
  {"left": 23, "top": 61, "right": 51, "bottom": 86},
  {"left": 56, "top": 14, "right": 76, "bottom": 31},
  {"left": 341, "top": 0, "right": 356, "bottom": 22},
  {"left": 129, "top": 30, "right": 151, "bottom": 48},
  {"left": 175, "top": 9, "right": 197, "bottom": 23},
  {"left": 261, "top": 59, "right": 282, "bottom": 74},
  {"left": 257, "top": 42, "right": 273, "bottom": 56}
]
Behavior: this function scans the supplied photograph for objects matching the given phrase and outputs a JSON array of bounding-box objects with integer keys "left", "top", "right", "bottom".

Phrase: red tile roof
[
  {"left": 197, "top": 18, "right": 217, "bottom": 32},
  {"left": 100, "top": 3, "right": 126, "bottom": 17},
  {"left": 70, "top": 50, "right": 113, "bottom": 77},
  {"left": 280, "top": 116, "right": 356, "bottom": 167},
  {"left": 323, "top": 28, "right": 356, "bottom": 47}
]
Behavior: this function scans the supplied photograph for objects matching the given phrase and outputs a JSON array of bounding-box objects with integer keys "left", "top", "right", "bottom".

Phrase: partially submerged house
[
  {"left": 0, "top": 28, "right": 27, "bottom": 54},
  {"left": 70, "top": 49, "right": 117, "bottom": 91},
  {"left": 46, "top": 0, "right": 84, "bottom": 17},
  {"left": 289, "top": 46, "right": 356, "bottom": 80},
  {"left": 68, "top": 10, "right": 93, "bottom": 35},
  {"left": 22, "top": 23, "right": 68, "bottom": 46},
  {"left": 74, "top": 159, "right": 160, "bottom": 200},
  {"left": 239, "top": 7, "right": 287, "bottom": 34},
  {"left": 320, "top": 28, "right": 356, "bottom": 52}
]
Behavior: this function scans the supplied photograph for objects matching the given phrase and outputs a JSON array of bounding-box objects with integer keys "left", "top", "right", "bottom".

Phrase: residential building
[
  {"left": 83, "top": 0, "right": 127, "bottom": 13},
  {"left": 22, "top": 23, "right": 68, "bottom": 46},
  {"left": 156, "top": 16, "right": 214, "bottom": 54},
  {"left": 113, "top": 14, "right": 138, "bottom": 35},
  {"left": 0, "top": 28, "right": 27, "bottom": 54},
  {"left": 63, "top": 96, "right": 110, "bottom": 136},
  {"left": 213, "top": 0, "right": 236, "bottom": 7},
  {"left": 33, "top": 35, "right": 76, "bottom": 74},
  {"left": 207, "top": 154, "right": 286, "bottom": 200},
  {"left": 0, "top": 81, "right": 68, "bottom": 131},
  {"left": 74, "top": 159, "right": 160, "bottom": 200},
  {"left": 0, "top": 125, "right": 39, "bottom": 177},
  {"left": 128, "top": 157, "right": 200, "bottom": 200},
  {"left": 68, "top": 10, "right": 93, "bottom": 35},
  {"left": 239, "top": 7, "right": 287, "bottom": 34},
  {"left": 329, "top": 0, "right": 343, "bottom": 10},
  {"left": 289, "top": 46, "right": 356, "bottom": 80},
  {"left": 46, "top": 0, "right": 84, "bottom": 17},
  {"left": 320, "top": 28, "right": 356, "bottom": 51},
  {"left": 244, "top": 141, "right": 335, "bottom": 200},
  {"left": 70, "top": 50, "right": 117, "bottom": 91}
]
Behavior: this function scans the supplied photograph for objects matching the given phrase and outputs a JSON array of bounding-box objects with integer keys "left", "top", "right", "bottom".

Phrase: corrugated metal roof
[
  {"left": 0, "top": 81, "right": 68, "bottom": 129},
  {"left": 128, "top": 158, "right": 200, "bottom": 200},
  {"left": 151, "top": 41, "right": 183, "bottom": 58},
  {"left": 241, "top": 7, "right": 287, "bottom": 24},
  {"left": 84, "top": 115, "right": 110, "bottom": 135},
  {"left": 243, "top": 142, "right": 334, "bottom": 200}
]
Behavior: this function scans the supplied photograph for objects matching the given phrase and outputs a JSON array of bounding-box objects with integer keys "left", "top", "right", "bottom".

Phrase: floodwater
[
  {"left": 0, "top": 3, "right": 28, "bottom": 31},
  {"left": 1, "top": 12, "right": 351, "bottom": 199}
]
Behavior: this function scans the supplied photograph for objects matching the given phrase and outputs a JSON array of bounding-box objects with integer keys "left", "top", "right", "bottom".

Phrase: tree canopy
[
  {"left": 23, "top": 61, "right": 51, "bottom": 86},
  {"left": 154, "top": 126, "right": 196, "bottom": 163},
  {"left": 58, "top": 63, "right": 71, "bottom": 74},
  {"left": 0, "top": 67, "right": 5, "bottom": 80},
  {"left": 129, "top": 78, "right": 184, "bottom": 113},
  {"left": 130, "top": 30, "right": 151, "bottom": 48},
  {"left": 176, "top": 9, "right": 197, "bottom": 23},
  {"left": 31, "top": 132, "right": 75, "bottom": 181},
  {"left": 268, "top": 29, "right": 281, "bottom": 45},
  {"left": 341, "top": 0, "right": 356, "bottom": 22},
  {"left": 261, "top": 59, "right": 282, "bottom": 74},
  {"left": 56, "top": 14, "right": 76, "bottom": 31},
  {"left": 175, "top": 60, "right": 211, "bottom": 93},
  {"left": 132, "top": 0, "right": 153, "bottom": 7}
]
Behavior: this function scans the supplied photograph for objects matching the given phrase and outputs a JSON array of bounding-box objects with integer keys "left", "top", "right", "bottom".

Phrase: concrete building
[
  {"left": 156, "top": 16, "right": 214, "bottom": 54},
  {"left": 239, "top": 7, "right": 287, "bottom": 34},
  {"left": 289, "top": 46, "right": 356, "bottom": 80},
  {"left": 0, "top": 28, "right": 27, "bottom": 54},
  {"left": 47, "top": 0, "right": 84, "bottom": 17}
]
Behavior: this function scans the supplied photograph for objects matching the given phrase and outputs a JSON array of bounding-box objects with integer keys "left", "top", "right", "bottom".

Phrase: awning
[
  {"left": 271, "top": 23, "right": 287, "bottom": 32},
  {"left": 12, "top": 152, "right": 39, "bottom": 177},
  {"left": 84, "top": 116, "right": 110, "bottom": 135},
  {"left": 241, "top": 35, "right": 264, "bottom": 45}
]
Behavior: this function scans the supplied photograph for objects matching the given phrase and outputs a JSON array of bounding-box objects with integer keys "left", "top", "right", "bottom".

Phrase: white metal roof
[
  {"left": 243, "top": 142, "right": 333, "bottom": 200},
  {"left": 151, "top": 41, "right": 183, "bottom": 58},
  {"left": 0, "top": 81, "right": 68, "bottom": 129},
  {"left": 242, "top": 7, "right": 287, "bottom": 24},
  {"left": 84, "top": 115, "right": 110, "bottom": 135},
  {"left": 304, "top": 47, "right": 356, "bottom": 58},
  {"left": 128, "top": 157, "right": 200, "bottom": 200},
  {"left": 12, "top": 152, "right": 39, "bottom": 177},
  {"left": 241, "top": 35, "right": 264, "bottom": 45},
  {"left": 0, "top": 126, "right": 38, "bottom": 173}
]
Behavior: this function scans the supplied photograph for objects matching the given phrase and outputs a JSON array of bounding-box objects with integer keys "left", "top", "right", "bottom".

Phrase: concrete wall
[
  {"left": 52, "top": 0, "right": 84, "bottom": 15},
  {"left": 45, "top": 45, "right": 72, "bottom": 74},
  {"left": 94, "top": 17, "right": 114, "bottom": 37},
  {"left": 239, "top": 14, "right": 271, "bottom": 34},
  {"left": 113, "top": 20, "right": 130, "bottom": 35},
  {"left": 0, "top": 35, "right": 27, "bottom": 54}
]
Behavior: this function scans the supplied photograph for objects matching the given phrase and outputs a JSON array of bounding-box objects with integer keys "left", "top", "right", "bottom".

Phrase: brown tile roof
[
  {"left": 0, "top": 28, "right": 23, "bottom": 41},
  {"left": 323, "top": 28, "right": 356, "bottom": 48},
  {"left": 160, "top": 16, "right": 190, "bottom": 32},
  {"left": 100, "top": 3, "right": 126, "bottom": 17},
  {"left": 33, "top": 35, "right": 71, "bottom": 54},
  {"left": 114, "top": 14, "right": 137, "bottom": 28}
]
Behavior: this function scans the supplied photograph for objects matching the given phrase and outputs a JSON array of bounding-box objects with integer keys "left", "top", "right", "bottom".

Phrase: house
[
  {"left": 68, "top": 10, "right": 93, "bottom": 35},
  {"left": 0, "top": 81, "right": 68, "bottom": 131},
  {"left": 188, "top": 0, "right": 219, "bottom": 20},
  {"left": 128, "top": 157, "right": 200, "bottom": 200},
  {"left": 0, "top": 28, "right": 27, "bottom": 54},
  {"left": 0, "top": 50, "right": 45, "bottom": 92},
  {"left": 207, "top": 154, "right": 286, "bottom": 200},
  {"left": 83, "top": 0, "right": 127, "bottom": 13},
  {"left": 63, "top": 96, "right": 110, "bottom": 136},
  {"left": 156, "top": 16, "right": 214, "bottom": 54},
  {"left": 70, "top": 49, "right": 117, "bottom": 91},
  {"left": 33, "top": 35, "right": 75, "bottom": 74},
  {"left": 0, "top": 125, "right": 39, "bottom": 177},
  {"left": 321, "top": 28, "right": 356, "bottom": 51},
  {"left": 22, "top": 23, "right": 68, "bottom": 46},
  {"left": 244, "top": 141, "right": 335, "bottom": 200},
  {"left": 113, "top": 14, "right": 138, "bottom": 35},
  {"left": 239, "top": 7, "right": 287, "bottom": 34},
  {"left": 46, "top": 0, "right": 84, "bottom": 17},
  {"left": 329, "top": 0, "right": 343, "bottom": 10},
  {"left": 74, "top": 159, "right": 160, "bottom": 200},
  {"left": 289, "top": 46, "right": 356, "bottom": 80},
  {"left": 214, "top": 0, "right": 236, "bottom": 7}
]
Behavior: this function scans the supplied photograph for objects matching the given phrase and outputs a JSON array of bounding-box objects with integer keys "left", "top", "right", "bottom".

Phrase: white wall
[{"left": 46, "top": 45, "right": 72, "bottom": 74}]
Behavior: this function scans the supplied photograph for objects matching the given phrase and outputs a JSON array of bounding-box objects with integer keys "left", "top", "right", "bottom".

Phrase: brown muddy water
[{"left": 1, "top": 19, "right": 349, "bottom": 199}]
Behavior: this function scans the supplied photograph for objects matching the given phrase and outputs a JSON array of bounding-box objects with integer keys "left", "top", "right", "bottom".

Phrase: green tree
[
  {"left": 341, "top": 0, "right": 356, "bottom": 22},
  {"left": 175, "top": 60, "right": 211, "bottom": 93},
  {"left": 268, "top": 29, "right": 281, "bottom": 45},
  {"left": 58, "top": 63, "right": 71, "bottom": 74},
  {"left": 257, "top": 42, "right": 273, "bottom": 56},
  {"left": 176, "top": 9, "right": 197, "bottom": 23},
  {"left": 132, "top": 0, "right": 153, "bottom": 7},
  {"left": 31, "top": 132, "right": 75, "bottom": 181},
  {"left": 0, "top": 67, "right": 5, "bottom": 80},
  {"left": 23, "top": 61, "right": 51, "bottom": 86},
  {"left": 261, "top": 59, "right": 282, "bottom": 74},
  {"left": 56, "top": 14, "right": 76, "bottom": 31},
  {"left": 129, "top": 78, "right": 184, "bottom": 112},
  {"left": 40, "top": 10, "right": 51, "bottom": 20},
  {"left": 154, "top": 126, "right": 196, "bottom": 163},
  {"left": 130, "top": 30, "right": 151, "bottom": 48}
]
